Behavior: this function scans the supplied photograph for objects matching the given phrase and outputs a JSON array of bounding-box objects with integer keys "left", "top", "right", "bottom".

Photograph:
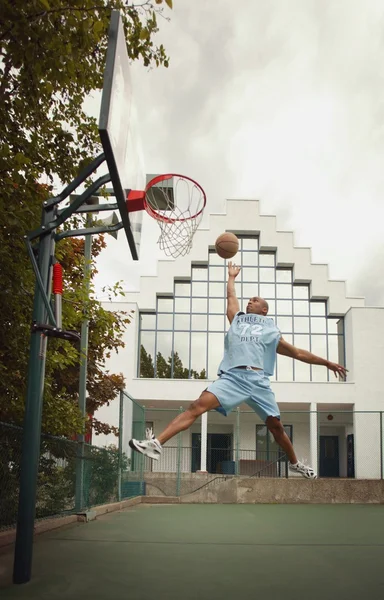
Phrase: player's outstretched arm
[
  {"left": 277, "top": 337, "right": 348, "bottom": 380},
  {"left": 226, "top": 261, "right": 241, "bottom": 323}
]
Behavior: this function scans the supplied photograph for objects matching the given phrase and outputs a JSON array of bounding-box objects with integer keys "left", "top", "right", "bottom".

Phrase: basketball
[{"left": 215, "top": 232, "right": 239, "bottom": 259}]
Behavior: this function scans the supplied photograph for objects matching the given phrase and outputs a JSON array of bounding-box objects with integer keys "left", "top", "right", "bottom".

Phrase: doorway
[
  {"left": 319, "top": 435, "right": 339, "bottom": 477},
  {"left": 191, "top": 433, "right": 232, "bottom": 473}
]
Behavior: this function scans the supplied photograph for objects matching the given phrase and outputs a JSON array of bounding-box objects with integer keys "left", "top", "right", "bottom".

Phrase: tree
[
  {"left": 139, "top": 346, "right": 155, "bottom": 378},
  {"left": 0, "top": 1, "right": 172, "bottom": 437},
  {"left": 0, "top": 1, "right": 171, "bottom": 195},
  {"left": 140, "top": 345, "right": 206, "bottom": 379}
]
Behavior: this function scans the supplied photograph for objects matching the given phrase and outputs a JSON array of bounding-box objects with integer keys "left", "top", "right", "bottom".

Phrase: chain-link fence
[
  {"left": 137, "top": 407, "right": 384, "bottom": 496},
  {"left": 2, "top": 400, "right": 383, "bottom": 521},
  {"left": 0, "top": 421, "right": 126, "bottom": 531}
]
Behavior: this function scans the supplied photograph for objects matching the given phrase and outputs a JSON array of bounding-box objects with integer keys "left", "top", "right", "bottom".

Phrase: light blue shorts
[{"left": 206, "top": 368, "right": 280, "bottom": 422}]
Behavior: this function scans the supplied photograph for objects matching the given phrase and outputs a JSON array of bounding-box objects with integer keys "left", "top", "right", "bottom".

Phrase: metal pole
[
  {"left": 13, "top": 205, "right": 55, "bottom": 584},
  {"left": 75, "top": 222, "right": 92, "bottom": 512},
  {"left": 118, "top": 391, "right": 124, "bottom": 501},
  {"left": 380, "top": 412, "right": 383, "bottom": 481},
  {"left": 176, "top": 407, "right": 183, "bottom": 497},
  {"left": 235, "top": 407, "right": 240, "bottom": 475}
]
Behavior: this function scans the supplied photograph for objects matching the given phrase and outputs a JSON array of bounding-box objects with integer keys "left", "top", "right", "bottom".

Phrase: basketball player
[{"left": 130, "top": 262, "right": 347, "bottom": 478}]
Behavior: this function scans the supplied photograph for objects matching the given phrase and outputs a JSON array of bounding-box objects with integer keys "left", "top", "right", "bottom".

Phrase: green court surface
[{"left": 1, "top": 504, "right": 384, "bottom": 599}]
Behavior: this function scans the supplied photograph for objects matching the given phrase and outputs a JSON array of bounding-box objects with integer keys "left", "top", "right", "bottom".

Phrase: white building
[{"left": 99, "top": 199, "right": 384, "bottom": 480}]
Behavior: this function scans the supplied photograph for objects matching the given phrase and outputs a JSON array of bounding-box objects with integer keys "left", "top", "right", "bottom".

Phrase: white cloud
[{"left": 90, "top": 0, "right": 384, "bottom": 305}]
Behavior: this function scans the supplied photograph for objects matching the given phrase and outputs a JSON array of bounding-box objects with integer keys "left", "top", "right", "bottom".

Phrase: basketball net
[{"left": 144, "top": 175, "right": 206, "bottom": 258}]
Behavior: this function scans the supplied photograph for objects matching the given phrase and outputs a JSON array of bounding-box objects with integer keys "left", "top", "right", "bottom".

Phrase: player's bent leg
[
  {"left": 129, "top": 391, "right": 220, "bottom": 461},
  {"left": 266, "top": 416, "right": 317, "bottom": 479}
]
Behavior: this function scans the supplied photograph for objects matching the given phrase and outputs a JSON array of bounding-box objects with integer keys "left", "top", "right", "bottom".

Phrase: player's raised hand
[
  {"left": 327, "top": 361, "right": 348, "bottom": 380},
  {"left": 228, "top": 261, "right": 241, "bottom": 278}
]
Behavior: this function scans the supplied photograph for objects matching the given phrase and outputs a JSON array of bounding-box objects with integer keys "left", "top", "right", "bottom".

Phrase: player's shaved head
[{"left": 246, "top": 297, "right": 269, "bottom": 316}]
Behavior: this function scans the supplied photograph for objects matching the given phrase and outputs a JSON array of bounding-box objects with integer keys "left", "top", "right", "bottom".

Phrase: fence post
[
  {"left": 235, "top": 407, "right": 240, "bottom": 475},
  {"left": 118, "top": 391, "right": 124, "bottom": 501},
  {"left": 381, "top": 412, "right": 383, "bottom": 480},
  {"left": 176, "top": 407, "right": 183, "bottom": 497}
]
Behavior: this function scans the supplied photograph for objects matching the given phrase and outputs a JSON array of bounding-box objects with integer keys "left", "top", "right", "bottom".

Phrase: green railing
[
  {"left": 0, "top": 421, "right": 131, "bottom": 531},
  {"left": 2, "top": 396, "right": 384, "bottom": 523}
]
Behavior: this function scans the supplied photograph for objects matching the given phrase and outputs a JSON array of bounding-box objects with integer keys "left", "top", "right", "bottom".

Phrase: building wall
[{"left": 94, "top": 199, "right": 384, "bottom": 478}]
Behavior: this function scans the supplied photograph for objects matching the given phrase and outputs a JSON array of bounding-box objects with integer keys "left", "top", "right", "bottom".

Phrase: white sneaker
[
  {"left": 289, "top": 460, "right": 317, "bottom": 479},
  {"left": 129, "top": 428, "right": 162, "bottom": 461}
]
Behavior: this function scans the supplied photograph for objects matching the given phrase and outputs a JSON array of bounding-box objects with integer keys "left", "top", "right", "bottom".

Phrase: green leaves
[{"left": 0, "top": 1, "right": 171, "bottom": 437}]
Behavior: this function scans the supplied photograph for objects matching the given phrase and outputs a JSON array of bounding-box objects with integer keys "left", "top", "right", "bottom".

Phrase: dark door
[
  {"left": 191, "top": 433, "right": 232, "bottom": 473},
  {"left": 208, "top": 434, "right": 232, "bottom": 474},
  {"left": 319, "top": 436, "right": 339, "bottom": 477},
  {"left": 191, "top": 433, "right": 201, "bottom": 473}
]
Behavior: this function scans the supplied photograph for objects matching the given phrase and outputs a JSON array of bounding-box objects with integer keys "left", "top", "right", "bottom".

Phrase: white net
[{"left": 144, "top": 175, "right": 206, "bottom": 258}]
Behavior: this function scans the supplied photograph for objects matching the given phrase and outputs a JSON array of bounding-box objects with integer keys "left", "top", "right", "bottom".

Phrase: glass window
[
  {"left": 276, "top": 356, "right": 293, "bottom": 381},
  {"left": 241, "top": 238, "right": 258, "bottom": 251},
  {"left": 243, "top": 283, "right": 258, "bottom": 299},
  {"left": 209, "top": 250, "right": 222, "bottom": 265},
  {"left": 209, "top": 298, "right": 225, "bottom": 313},
  {"left": 259, "top": 254, "right": 275, "bottom": 267},
  {"left": 209, "top": 314, "right": 225, "bottom": 331},
  {"left": 192, "top": 266, "right": 208, "bottom": 281},
  {"left": 266, "top": 299, "right": 275, "bottom": 315},
  {"left": 311, "top": 335, "right": 327, "bottom": 357},
  {"left": 173, "top": 333, "right": 190, "bottom": 375},
  {"left": 155, "top": 332, "right": 173, "bottom": 376},
  {"left": 260, "top": 268, "right": 275, "bottom": 282},
  {"left": 174, "top": 282, "right": 191, "bottom": 297},
  {"left": 157, "top": 297, "right": 173, "bottom": 312},
  {"left": 140, "top": 313, "right": 156, "bottom": 329},
  {"left": 209, "top": 282, "right": 225, "bottom": 297},
  {"left": 328, "top": 335, "right": 340, "bottom": 364},
  {"left": 157, "top": 313, "right": 173, "bottom": 330},
  {"left": 190, "top": 333, "right": 207, "bottom": 377},
  {"left": 139, "top": 331, "right": 155, "bottom": 377},
  {"left": 260, "top": 284, "right": 275, "bottom": 298},
  {"left": 294, "top": 317, "right": 310, "bottom": 333},
  {"left": 276, "top": 284, "right": 292, "bottom": 299},
  {"left": 209, "top": 266, "right": 225, "bottom": 281},
  {"left": 294, "top": 334, "right": 310, "bottom": 350},
  {"left": 311, "top": 365, "right": 328, "bottom": 382},
  {"left": 293, "top": 301, "right": 309, "bottom": 316},
  {"left": 310, "top": 302, "right": 326, "bottom": 316},
  {"left": 293, "top": 286, "right": 309, "bottom": 299},
  {"left": 294, "top": 361, "right": 311, "bottom": 382},
  {"left": 174, "top": 313, "right": 190, "bottom": 330},
  {"left": 310, "top": 318, "right": 327, "bottom": 334},
  {"left": 242, "top": 267, "right": 258, "bottom": 282},
  {"left": 192, "top": 282, "right": 208, "bottom": 297},
  {"left": 276, "top": 269, "right": 292, "bottom": 283},
  {"left": 327, "top": 318, "right": 341, "bottom": 334},
  {"left": 277, "top": 300, "right": 293, "bottom": 315},
  {"left": 208, "top": 333, "right": 225, "bottom": 379},
  {"left": 242, "top": 252, "right": 258, "bottom": 266},
  {"left": 192, "top": 297, "right": 208, "bottom": 313},
  {"left": 175, "top": 297, "right": 190, "bottom": 312},
  {"left": 276, "top": 316, "right": 293, "bottom": 333},
  {"left": 191, "top": 314, "right": 208, "bottom": 330}
]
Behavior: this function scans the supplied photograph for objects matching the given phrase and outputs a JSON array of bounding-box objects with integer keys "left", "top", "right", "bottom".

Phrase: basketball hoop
[{"left": 127, "top": 174, "right": 206, "bottom": 258}]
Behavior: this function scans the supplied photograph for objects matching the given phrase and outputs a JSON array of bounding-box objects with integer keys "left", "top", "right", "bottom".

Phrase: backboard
[{"left": 99, "top": 9, "right": 145, "bottom": 260}]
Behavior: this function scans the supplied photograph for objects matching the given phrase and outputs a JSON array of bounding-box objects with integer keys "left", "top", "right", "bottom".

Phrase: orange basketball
[{"left": 215, "top": 232, "right": 239, "bottom": 259}]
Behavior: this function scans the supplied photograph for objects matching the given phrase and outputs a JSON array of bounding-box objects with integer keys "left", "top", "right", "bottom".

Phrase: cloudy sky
[{"left": 92, "top": 0, "right": 384, "bottom": 306}]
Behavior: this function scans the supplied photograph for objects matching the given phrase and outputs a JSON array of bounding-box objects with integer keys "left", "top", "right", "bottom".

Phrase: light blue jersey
[{"left": 217, "top": 311, "right": 281, "bottom": 376}]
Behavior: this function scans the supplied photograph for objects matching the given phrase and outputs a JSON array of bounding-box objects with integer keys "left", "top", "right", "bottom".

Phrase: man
[{"left": 130, "top": 262, "right": 347, "bottom": 478}]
